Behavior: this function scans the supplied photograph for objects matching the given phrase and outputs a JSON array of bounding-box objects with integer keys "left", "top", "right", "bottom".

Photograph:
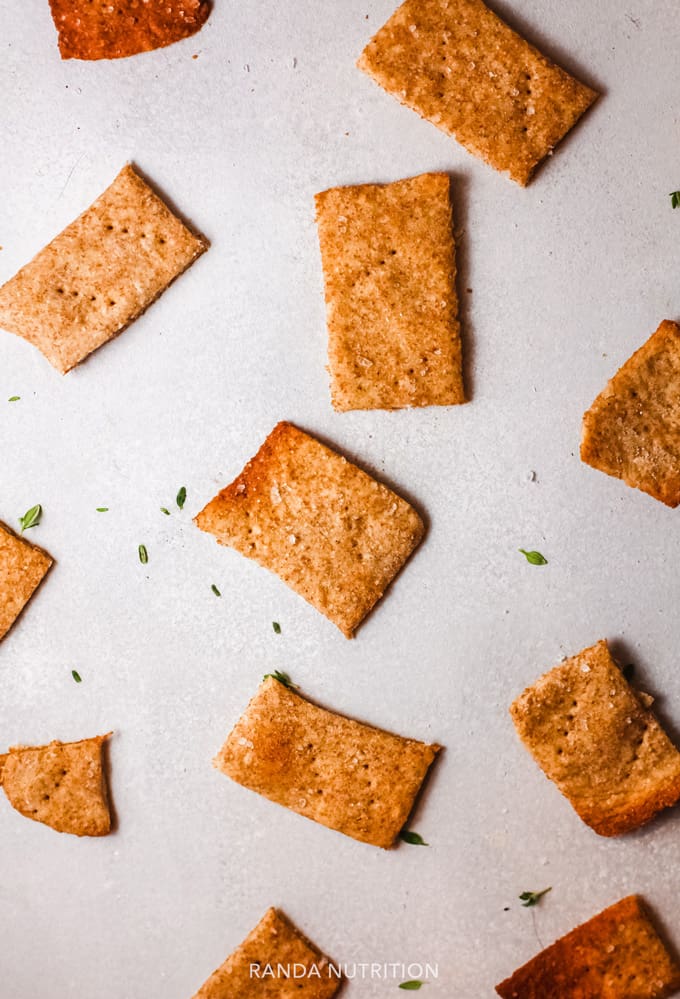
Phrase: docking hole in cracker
[
  {"left": 315, "top": 172, "right": 464, "bottom": 411},
  {"left": 0, "top": 521, "right": 53, "bottom": 642},
  {"left": 213, "top": 676, "right": 440, "bottom": 848},
  {"left": 358, "top": 0, "right": 598, "bottom": 185},
  {"left": 194, "top": 421, "right": 425, "bottom": 637},
  {"left": 0, "top": 164, "right": 207, "bottom": 374},
  {"left": 510, "top": 640, "right": 680, "bottom": 837}
]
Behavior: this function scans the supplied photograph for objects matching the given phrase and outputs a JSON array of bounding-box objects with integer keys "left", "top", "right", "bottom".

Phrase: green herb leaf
[
  {"left": 19, "top": 504, "right": 42, "bottom": 532},
  {"left": 519, "top": 548, "right": 548, "bottom": 566},
  {"left": 399, "top": 982, "right": 426, "bottom": 991},
  {"left": 71, "top": 669, "right": 82, "bottom": 683},
  {"left": 519, "top": 887, "right": 552, "bottom": 907},
  {"left": 176, "top": 486, "right": 187, "bottom": 510},
  {"left": 263, "top": 670, "right": 298, "bottom": 689},
  {"left": 96, "top": 507, "right": 109, "bottom": 512},
  {"left": 671, "top": 191, "right": 680, "bottom": 209},
  {"left": 160, "top": 507, "right": 170, "bottom": 516},
  {"left": 8, "top": 396, "right": 20, "bottom": 402},
  {"left": 211, "top": 584, "right": 221, "bottom": 596},
  {"left": 138, "top": 544, "right": 148, "bottom": 564},
  {"left": 272, "top": 621, "right": 282, "bottom": 634},
  {"left": 399, "top": 830, "right": 429, "bottom": 846}
]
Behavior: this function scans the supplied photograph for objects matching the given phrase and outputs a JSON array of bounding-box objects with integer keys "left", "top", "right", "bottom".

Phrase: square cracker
[
  {"left": 357, "top": 0, "right": 598, "bottom": 186},
  {"left": 192, "top": 907, "right": 340, "bottom": 998},
  {"left": 581, "top": 320, "right": 680, "bottom": 507},
  {"left": 0, "top": 521, "right": 53, "bottom": 641},
  {"left": 315, "top": 172, "right": 464, "bottom": 411},
  {"left": 510, "top": 640, "right": 680, "bottom": 837},
  {"left": 1, "top": 734, "right": 112, "bottom": 837},
  {"left": 0, "top": 164, "right": 207, "bottom": 374},
  {"left": 496, "top": 895, "right": 680, "bottom": 998},
  {"left": 214, "top": 677, "right": 440, "bottom": 848},
  {"left": 194, "top": 421, "right": 424, "bottom": 637}
]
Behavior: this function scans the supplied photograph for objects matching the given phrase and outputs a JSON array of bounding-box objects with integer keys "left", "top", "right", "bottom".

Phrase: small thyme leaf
[
  {"left": 519, "top": 548, "right": 548, "bottom": 565},
  {"left": 399, "top": 830, "right": 429, "bottom": 846},
  {"left": 272, "top": 621, "right": 282, "bottom": 634},
  {"left": 138, "top": 544, "right": 148, "bottom": 564},
  {"left": 19, "top": 504, "right": 42, "bottom": 532},
  {"left": 71, "top": 669, "right": 82, "bottom": 683},
  {"left": 96, "top": 507, "right": 109, "bottom": 512},
  {"left": 160, "top": 507, "right": 170, "bottom": 515},
  {"left": 519, "top": 887, "right": 552, "bottom": 907},
  {"left": 8, "top": 396, "right": 20, "bottom": 402},
  {"left": 263, "top": 670, "right": 298, "bottom": 689},
  {"left": 671, "top": 191, "right": 680, "bottom": 209},
  {"left": 211, "top": 584, "right": 221, "bottom": 596},
  {"left": 399, "top": 982, "right": 426, "bottom": 991},
  {"left": 176, "top": 486, "right": 187, "bottom": 509}
]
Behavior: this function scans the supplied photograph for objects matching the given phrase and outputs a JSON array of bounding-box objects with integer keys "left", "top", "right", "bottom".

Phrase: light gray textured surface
[{"left": 0, "top": 1, "right": 679, "bottom": 996}]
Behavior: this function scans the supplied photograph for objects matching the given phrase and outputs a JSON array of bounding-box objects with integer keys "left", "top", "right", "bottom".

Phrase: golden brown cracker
[
  {"left": 49, "top": 0, "right": 210, "bottom": 61},
  {"left": 496, "top": 895, "right": 680, "bottom": 998},
  {"left": 194, "top": 421, "right": 424, "bottom": 637},
  {"left": 0, "top": 521, "right": 53, "bottom": 641},
  {"left": 192, "top": 907, "right": 341, "bottom": 998},
  {"left": 214, "top": 677, "right": 440, "bottom": 848},
  {"left": 581, "top": 320, "right": 680, "bottom": 507},
  {"left": 510, "top": 640, "right": 680, "bottom": 837},
  {"left": 315, "top": 172, "right": 464, "bottom": 411},
  {"left": 1, "top": 734, "right": 112, "bottom": 836},
  {"left": 0, "top": 164, "right": 207, "bottom": 374},
  {"left": 358, "top": 0, "right": 597, "bottom": 186}
]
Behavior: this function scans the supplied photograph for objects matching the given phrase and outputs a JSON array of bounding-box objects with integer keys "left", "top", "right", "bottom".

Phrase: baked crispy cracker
[
  {"left": 1, "top": 734, "right": 112, "bottom": 837},
  {"left": 315, "top": 172, "right": 464, "bottom": 411},
  {"left": 0, "top": 164, "right": 207, "bottom": 374},
  {"left": 49, "top": 0, "right": 210, "bottom": 61},
  {"left": 496, "top": 895, "right": 680, "bottom": 998},
  {"left": 0, "top": 521, "right": 53, "bottom": 641},
  {"left": 214, "top": 677, "right": 440, "bottom": 848},
  {"left": 581, "top": 320, "right": 680, "bottom": 507},
  {"left": 510, "top": 640, "right": 680, "bottom": 837},
  {"left": 0, "top": 754, "right": 7, "bottom": 784},
  {"left": 194, "top": 421, "right": 424, "bottom": 637},
  {"left": 192, "top": 907, "right": 341, "bottom": 998},
  {"left": 357, "top": 0, "right": 598, "bottom": 186}
]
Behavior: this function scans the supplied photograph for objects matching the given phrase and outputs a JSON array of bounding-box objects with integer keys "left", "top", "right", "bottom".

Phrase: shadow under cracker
[
  {"left": 396, "top": 744, "right": 445, "bottom": 849},
  {"left": 447, "top": 170, "right": 475, "bottom": 401},
  {"left": 102, "top": 735, "right": 119, "bottom": 834}
]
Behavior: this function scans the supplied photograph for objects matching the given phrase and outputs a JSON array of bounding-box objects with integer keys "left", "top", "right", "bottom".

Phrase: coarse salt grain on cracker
[
  {"left": 1, "top": 734, "right": 112, "bottom": 837},
  {"left": 194, "top": 421, "right": 424, "bottom": 637},
  {"left": 510, "top": 640, "right": 680, "bottom": 837},
  {"left": 0, "top": 521, "right": 53, "bottom": 642},
  {"left": 49, "top": 0, "right": 210, "bottom": 61},
  {"left": 496, "top": 895, "right": 680, "bottom": 999},
  {"left": 358, "top": 0, "right": 598, "bottom": 186},
  {"left": 214, "top": 677, "right": 440, "bottom": 849},
  {"left": 315, "top": 172, "right": 464, "bottom": 411},
  {"left": 0, "top": 164, "right": 207, "bottom": 374},
  {"left": 192, "top": 907, "right": 341, "bottom": 998},
  {"left": 581, "top": 320, "right": 680, "bottom": 507}
]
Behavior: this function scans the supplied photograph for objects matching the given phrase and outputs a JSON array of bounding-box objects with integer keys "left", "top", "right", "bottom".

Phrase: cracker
[
  {"left": 315, "top": 172, "right": 464, "bottom": 411},
  {"left": 581, "top": 320, "right": 680, "bottom": 507},
  {"left": 0, "top": 521, "right": 53, "bottom": 642},
  {"left": 192, "top": 907, "right": 341, "bottom": 998},
  {"left": 357, "top": 0, "right": 598, "bottom": 186},
  {"left": 1, "top": 734, "right": 112, "bottom": 837},
  {"left": 48, "top": 0, "right": 210, "bottom": 61},
  {"left": 510, "top": 640, "right": 680, "bottom": 837},
  {"left": 0, "top": 164, "right": 207, "bottom": 374},
  {"left": 496, "top": 895, "right": 680, "bottom": 998},
  {"left": 194, "top": 421, "right": 424, "bottom": 637},
  {"left": 214, "top": 677, "right": 440, "bottom": 848}
]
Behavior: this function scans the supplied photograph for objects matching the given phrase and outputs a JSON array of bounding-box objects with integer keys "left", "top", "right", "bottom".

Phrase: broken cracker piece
[
  {"left": 1, "top": 734, "right": 112, "bottom": 836},
  {"left": 49, "top": 0, "right": 210, "bottom": 61},
  {"left": 192, "top": 907, "right": 340, "bottom": 998},
  {"left": 0, "top": 520, "right": 53, "bottom": 641},
  {"left": 315, "top": 172, "right": 464, "bottom": 411},
  {"left": 0, "top": 164, "right": 207, "bottom": 374},
  {"left": 214, "top": 677, "right": 440, "bottom": 848},
  {"left": 581, "top": 320, "right": 680, "bottom": 507},
  {"left": 194, "top": 421, "right": 424, "bottom": 637},
  {"left": 510, "top": 640, "right": 680, "bottom": 837},
  {"left": 358, "top": 0, "right": 598, "bottom": 186},
  {"left": 496, "top": 894, "right": 680, "bottom": 999}
]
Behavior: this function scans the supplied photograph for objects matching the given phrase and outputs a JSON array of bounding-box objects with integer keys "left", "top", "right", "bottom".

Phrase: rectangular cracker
[
  {"left": 214, "top": 677, "right": 440, "bottom": 848},
  {"left": 315, "top": 172, "right": 464, "bottom": 411},
  {"left": 510, "top": 640, "right": 680, "bottom": 836},
  {"left": 358, "top": 0, "right": 598, "bottom": 186},
  {"left": 194, "top": 421, "right": 424, "bottom": 637},
  {"left": 0, "top": 164, "right": 207, "bottom": 373},
  {"left": 496, "top": 895, "right": 680, "bottom": 998},
  {"left": 192, "top": 907, "right": 340, "bottom": 998},
  {"left": 0, "top": 521, "right": 53, "bottom": 641},
  {"left": 581, "top": 320, "right": 680, "bottom": 507}
]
